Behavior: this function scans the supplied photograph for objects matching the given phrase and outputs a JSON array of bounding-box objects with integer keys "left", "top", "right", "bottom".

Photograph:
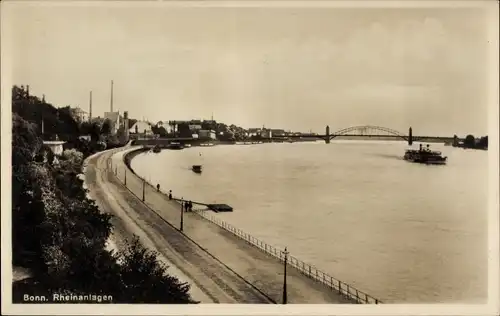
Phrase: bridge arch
[{"left": 328, "top": 125, "right": 409, "bottom": 141}]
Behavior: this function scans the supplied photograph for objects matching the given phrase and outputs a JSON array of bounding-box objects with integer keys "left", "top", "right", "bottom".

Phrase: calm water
[{"left": 131, "top": 141, "right": 488, "bottom": 303}]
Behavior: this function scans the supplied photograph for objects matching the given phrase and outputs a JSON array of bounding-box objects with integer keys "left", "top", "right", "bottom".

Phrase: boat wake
[{"left": 370, "top": 153, "right": 404, "bottom": 161}]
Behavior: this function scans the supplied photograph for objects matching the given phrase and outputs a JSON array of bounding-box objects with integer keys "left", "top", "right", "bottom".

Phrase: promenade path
[{"left": 87, "top": 146, "right": 353, "bottom": 304}]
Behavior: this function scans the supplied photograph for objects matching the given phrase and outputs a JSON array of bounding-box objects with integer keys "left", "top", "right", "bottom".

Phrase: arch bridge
[{"left": 284, "top": 125, "right": 453, "bottom": 145}]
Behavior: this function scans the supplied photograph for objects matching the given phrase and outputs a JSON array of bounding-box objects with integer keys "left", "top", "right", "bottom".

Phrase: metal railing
[
  {"left": 105, "top": 147, "right": 382, "bottom": 304},
  {"left": 190, "top": 208, "right": 380, "bottom": 304}
]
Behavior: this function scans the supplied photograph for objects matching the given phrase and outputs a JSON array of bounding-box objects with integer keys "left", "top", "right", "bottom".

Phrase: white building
[
  {"left": 198, "top": 129, "right": 216, "bottom": 140},
  {"left": 71, "top": 107, "right": 88, "bottom": 123},
  {"left": 129, "top": 121, "right": 152, "bottom": 135},
  {"left": 189, "top": 124, "right": 202, "bottom": 132},
  {"left": 247, "top": 128, "right": 261, "bottom": 137},
  {"left": 261, "top": 129, "right": 272, "bottom": 138}
]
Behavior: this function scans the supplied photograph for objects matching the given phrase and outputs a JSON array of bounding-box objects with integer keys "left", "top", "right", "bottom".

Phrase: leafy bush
[
  {"left": 115, "top": 237, "right": 197, "bottom": 303},
  {"left": 12, "top": 90, "right": 197, "bottom": 303}
]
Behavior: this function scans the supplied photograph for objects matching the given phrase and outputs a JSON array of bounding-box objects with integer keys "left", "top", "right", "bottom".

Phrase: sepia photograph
[{"left": 1, "top": 0, "right": 498, "bottom": 315}]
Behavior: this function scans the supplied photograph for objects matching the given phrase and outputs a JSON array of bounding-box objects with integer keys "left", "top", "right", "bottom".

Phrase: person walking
[
  {"left": 156, "top": 183, "right": 160, "bottom": 192},
  {"left": 168, "top": 190, "right": 172, "bottom": 200}
]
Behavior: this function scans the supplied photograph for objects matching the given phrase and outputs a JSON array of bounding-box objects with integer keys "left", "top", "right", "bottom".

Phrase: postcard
[{"left": 1, "top": 0, "right": 498, "bottom": 315}]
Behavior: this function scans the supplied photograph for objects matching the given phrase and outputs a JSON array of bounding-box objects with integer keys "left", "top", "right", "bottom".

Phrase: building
[
  {"left": 260, "top": 129, "right": 272, "bottom": 138},
  {"left": 271, "top": 129, "right": 286, "bottom": 137},
  {"left": 247, "top": 128, "right": 261, "bottom": 137},
  {"left": 198, "top": 129, "right": 217, "bottom": 140},
  {"left": 104, "top": 111, "right": 121, "bottom": 135},
  {"left": 70, "top": 107, "right": 88, "bottom": 123},
  {"left": 90, "top": 116, "right": 105, "bottom": 125},
  {"left": 129, "top": 121, "right": 152, "bottom": 135},
  {"left": 189, "top": 124, "right": 202, "bottom": 132}
]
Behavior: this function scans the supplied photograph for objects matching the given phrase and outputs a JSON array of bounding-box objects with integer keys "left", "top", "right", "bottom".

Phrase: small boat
[
  {"left": 192, "top": 165, "right": 202, "bottom": 173},
  {"left": 152, "top": 145, "right": 161, "bottom": 153},
  {"left": 404, "top": 144, "right": 447, "bottom": 165},
  {"left": 168, "top": 142, "right": 184, "bottom": 150}
]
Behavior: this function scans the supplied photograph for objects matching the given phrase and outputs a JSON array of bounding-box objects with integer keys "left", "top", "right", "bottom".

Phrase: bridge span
[{"left": 281, "top": 126, "right": 455, "bottom": 145}]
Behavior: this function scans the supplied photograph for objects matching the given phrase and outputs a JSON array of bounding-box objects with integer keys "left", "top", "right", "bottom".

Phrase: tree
[
  {"left": 12, "top": 113, "right": 46, "bottom": 269},
  {"left": 151, "top": 125, "right": 167, "bottom": 137},
  {"left": 116, "top": 237, "right": 197, "bottom": 304},
  {"left": 464, "top": 134, "right": 476, "bottom": 148},
  {"left": 88, "top": 122, "right": 103, "bottom": 142},
  {"left": 157, "top": 126, "right": 168, "bottom": 137},
  {"left": 101, "top": 119, "right": 112, "bottom": 136},
  {"left": 12, "top": 86, "right": 80, "bottom": 141},
  {"left": 128, "top": 119, "right": 138, "bottom": 129},
  {"left": 12, "top": 87, "right": 198, "bottom": 304}
]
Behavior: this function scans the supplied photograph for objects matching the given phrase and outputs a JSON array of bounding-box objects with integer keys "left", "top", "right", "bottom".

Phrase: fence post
[
  {"left": 338, "top": 280, "right": 342, "bottom": 294},
  {"left": 309, "top": 266, "right": 311, "bottom": 277}
]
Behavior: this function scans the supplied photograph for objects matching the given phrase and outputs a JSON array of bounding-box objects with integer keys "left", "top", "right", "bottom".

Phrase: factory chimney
[
  {"left": 110, "top": 80, "right": 114, "bottom": 112},
  {"left": 89, "top": 91, "right": 93, "bottom": 122}
]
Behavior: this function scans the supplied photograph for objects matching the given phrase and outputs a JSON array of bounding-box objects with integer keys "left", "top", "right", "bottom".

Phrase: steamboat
[{"left": 404, "top": 144, "right": 447, "bottom": 165}]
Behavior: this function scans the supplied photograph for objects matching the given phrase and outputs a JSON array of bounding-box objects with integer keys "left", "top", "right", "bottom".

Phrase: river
[{"left": 130, "top": 140, "right": 488, "bottom": 303}]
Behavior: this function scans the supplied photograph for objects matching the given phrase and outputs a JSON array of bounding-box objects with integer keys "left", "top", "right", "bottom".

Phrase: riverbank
[
  {"left": 120, "top": 147, "right": 361, "bottom": 303},
  {"left": 84, "top": 148, "right": 214, "bottom": 302},
  {"left": 87, "top": 148, "right": 279, "bottom": 303}
]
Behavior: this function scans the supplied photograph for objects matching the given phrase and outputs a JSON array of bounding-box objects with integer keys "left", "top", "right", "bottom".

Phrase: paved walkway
[
  {"left": 91, "top": 147, "right": 353, "bottom": 304},
  {"left": 87, "top": 149, "right": 263, "bottom": 303}
]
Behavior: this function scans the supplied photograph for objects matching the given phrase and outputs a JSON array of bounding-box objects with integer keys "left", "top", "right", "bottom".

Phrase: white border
[{"left": 1, "top": 1, "right": 498, "bottom": 315}]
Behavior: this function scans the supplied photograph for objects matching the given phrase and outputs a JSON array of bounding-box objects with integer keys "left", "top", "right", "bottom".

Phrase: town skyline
[{"left": 5, "top": 2, "right": 496, "bottom": 136}]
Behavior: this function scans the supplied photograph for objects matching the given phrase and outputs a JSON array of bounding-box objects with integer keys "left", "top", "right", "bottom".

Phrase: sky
[{"left": 3, "top": 1, "right": 497, "bottom": 136}]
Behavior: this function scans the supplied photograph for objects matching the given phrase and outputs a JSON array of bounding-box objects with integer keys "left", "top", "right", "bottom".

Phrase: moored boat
[
  {"left": 168, "top": 142, "right": 184, "bottom": 150},
  {"left": 192, "top": 165, "right": 202, "bottom": 173},
  {"left": 404, "top": 144, "right": 447, "bottom": 165},
  {"left": 152, "top": 145, "right": 161, "bottom": 153}
]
